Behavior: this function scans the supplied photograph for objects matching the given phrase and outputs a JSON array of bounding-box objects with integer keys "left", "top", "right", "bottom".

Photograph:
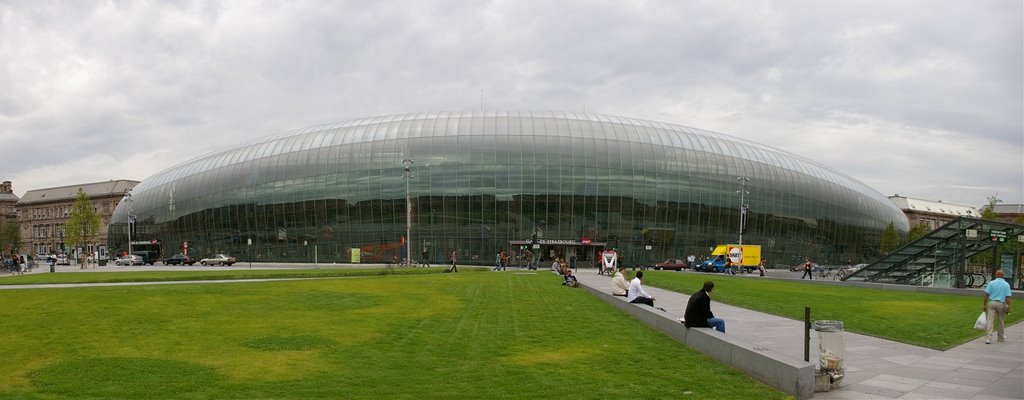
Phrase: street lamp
[
  {"left": 123, "top": 189, "right": 134, "bottom": 259},
  {"left": 737, "top": 177, "right": 750, "bottom": 246},
  {"left": 402, "top": 158, "right": 415, "bottom": 266}
]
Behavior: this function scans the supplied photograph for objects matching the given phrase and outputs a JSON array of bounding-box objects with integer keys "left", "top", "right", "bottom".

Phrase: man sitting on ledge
[
  {"left": 683, "top": 280, "right": 725, "bottom": 333},
  {"left": 627, "top": 270, "right": 656, "bottom": 307},
  {"left": 611, "top": 267, "right": 629, "bottom": 297}
]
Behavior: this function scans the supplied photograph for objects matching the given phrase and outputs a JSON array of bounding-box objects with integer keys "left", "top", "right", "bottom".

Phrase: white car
[
  {"left": 200, "top": 254, "right": 237, "bottom": 266},
  {"left": 114, "top": 254, "right": 144, "bottom": 266}
]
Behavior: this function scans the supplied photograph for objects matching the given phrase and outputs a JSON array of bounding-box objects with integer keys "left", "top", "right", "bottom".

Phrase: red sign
[{"left": 581, "top": 238, "right": 592, "bottom": 245}]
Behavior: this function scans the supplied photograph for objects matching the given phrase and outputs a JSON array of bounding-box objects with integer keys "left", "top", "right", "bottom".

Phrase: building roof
[
  {"left": 888, "top": 195, "right": 980, "bottom": 217},
  {"left": 0, "top": 192, "right": 18, "bottom": 202},
  {"left": 992, "top": 204, "right": 1024, "bottom": 214},
  {"left": 17, "top": 180, "right": 139, "bottom": 205}
]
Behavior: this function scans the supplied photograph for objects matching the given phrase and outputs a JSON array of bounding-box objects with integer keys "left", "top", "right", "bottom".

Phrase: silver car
[
  {"left": 115, "top": 254, "right": 144, "bottom": 266},
  {"left": 200, "top": 254, "right": 237, "bottom": 266}
]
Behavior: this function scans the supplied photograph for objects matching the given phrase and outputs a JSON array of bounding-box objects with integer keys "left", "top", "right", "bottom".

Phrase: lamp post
[
  {"left": 402, "top": 158, "right": 415, "bottom": 266},
  {"left": 737, "top": 177, "right": 749, "bottom": 246},
  {"left": 123, "top": 190, "right": 134, "bottom": 259}
]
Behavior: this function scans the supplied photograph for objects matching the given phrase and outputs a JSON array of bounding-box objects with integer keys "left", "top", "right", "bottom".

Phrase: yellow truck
[{"left": 699, "top": 244, "right": 762, "bottom": 273}]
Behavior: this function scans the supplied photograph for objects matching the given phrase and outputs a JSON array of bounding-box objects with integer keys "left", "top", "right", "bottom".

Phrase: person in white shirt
[
  {"left": 627, "top": 270, "right": 656, "bottom": 307},
  {"left": 611, "top": 267, "right": 629, "bottom": 296}
]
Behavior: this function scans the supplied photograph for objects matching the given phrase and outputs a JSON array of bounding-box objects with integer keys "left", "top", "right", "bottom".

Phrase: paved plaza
[{"left": 573, "top": 271, "right": 1022, "bottom": 400}]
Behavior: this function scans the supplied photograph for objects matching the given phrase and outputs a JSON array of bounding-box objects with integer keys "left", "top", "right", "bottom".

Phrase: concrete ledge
[{"left": 582, "top": 285, "right": 814, "bottom": 400}]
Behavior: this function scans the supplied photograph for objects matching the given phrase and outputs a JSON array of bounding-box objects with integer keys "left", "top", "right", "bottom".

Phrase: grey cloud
[{"left": 0, "top": 0, "right": 1020, "bottom": 206}]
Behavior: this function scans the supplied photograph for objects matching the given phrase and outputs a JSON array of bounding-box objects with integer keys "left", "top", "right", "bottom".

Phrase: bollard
[{"left": 804, "top": 307, "right": 810, "bottom": 362}]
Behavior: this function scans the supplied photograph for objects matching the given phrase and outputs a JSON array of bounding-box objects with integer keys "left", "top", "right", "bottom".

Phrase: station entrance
[{"left": 508, "top": 239, "right": 607, "bottom": 269}]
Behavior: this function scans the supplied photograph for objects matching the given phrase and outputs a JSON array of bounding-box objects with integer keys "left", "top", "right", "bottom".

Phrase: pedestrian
[
  {"left": 447, "top": 250, "right": 458, "bottom": 272},
  {"left": 500, "top": 250, "right": 508, "bottom": 271},
  {"left": 420, "top": 248, "right": 430, "bottom": 268},
  {"left": 569, "top": 254, "right": 576, "bottom": 272},
  {"left": 758, "top": 258, "right": 766, "bottom": 277},
  {"left": 983, "top": 270, "right": 1013, "bottom": 344},
  {"left": 801, "top": 258, "right": 813, "bottom": 280},
  {"left": 494, "top": 251, "right": 502, "bottom": 271},
  {"left": 683, "top": 280, "right": 726, "bottom": 333}
]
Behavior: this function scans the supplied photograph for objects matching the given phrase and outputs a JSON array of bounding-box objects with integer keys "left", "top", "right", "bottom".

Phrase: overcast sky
[{"left": 2, "top": 0, "right": 1021, "bottom": 207}]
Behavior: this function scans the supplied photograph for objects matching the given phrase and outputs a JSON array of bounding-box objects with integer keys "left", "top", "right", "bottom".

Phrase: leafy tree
[
  {"left": 64, "top": 189, "right": 101, "bottom": 269},
  {"left": 980, "top": 195, "right": 1002, "bottom": 220},
  {"left": 0, "top": 220, "right": 20, "bottom": 255},
  {"left": 906, "top": 223, "right": 932, "bottom": 244},
  {"left": 880, "top": 222, "right": 900, "bottom": 255}
]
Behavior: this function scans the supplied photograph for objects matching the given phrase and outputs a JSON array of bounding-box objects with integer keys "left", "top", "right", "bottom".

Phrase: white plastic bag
[{"left": 973, "top": 312, "right": 987, "bottom": 330}]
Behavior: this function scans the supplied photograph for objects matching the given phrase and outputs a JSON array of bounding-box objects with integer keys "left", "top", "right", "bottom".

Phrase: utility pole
[
  {"left": 123, "top": 189, "right": 134, "bottom": 259},
  {"left": 403, "top": 158, "right": 415, "bottom": 266},
  {"left": 737, "top": 176, "right": 750, "bottom": 246}
]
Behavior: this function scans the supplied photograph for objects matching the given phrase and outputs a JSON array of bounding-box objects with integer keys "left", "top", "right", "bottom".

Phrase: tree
[
  {"left": 880, "top": 222, "right": 900, "bottom": 255},
  {"left": 980, "top": 195, "right": 1002, "bottom": 220},
  {"left": 0, "top": 220, "right": 20, "bottom": 255},
  {"left": 64, "top": 189, "right": 101, "bottom": 269},
  {"left": 906, "top": 223, "right": 932, "bottom": 244}
]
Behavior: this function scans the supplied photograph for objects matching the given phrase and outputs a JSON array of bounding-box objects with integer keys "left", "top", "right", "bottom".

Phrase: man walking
[
  {"left": 447, "top": 250, "right": 458, "bottom": 273},
  {"left": 801, "top": 258, "right": 813, "bottom": 280},
  {"left": 983, "top": 270, "right": 1012, "bottom": 344}
]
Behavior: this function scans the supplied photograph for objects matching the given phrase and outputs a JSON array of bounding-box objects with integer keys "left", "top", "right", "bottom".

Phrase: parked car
[
  {"left": 694, "top": 255, "right": 729, "bottom": 273},
  {"left": 114, "top": 254, "right": 144, "bottom": 266},
  {"left": 200, "top": 254, "right": 237, "bottom": 266},
  {"left": 133, "top": 251, "right": 159, "bottom": 265},
  {"left": 162, "top": 253, "right": 196, "bottom": 266},
  {"left": 55, "top": 254, "right": 70, "bottom": 266},
  {"left": 653, "top": 258, "right": 688, "bottom": 271}
]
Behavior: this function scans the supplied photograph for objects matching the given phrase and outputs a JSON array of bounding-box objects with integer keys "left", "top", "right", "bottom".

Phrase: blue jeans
[{"left": 708, "top": 317, "right": 725, "bottom": 333}]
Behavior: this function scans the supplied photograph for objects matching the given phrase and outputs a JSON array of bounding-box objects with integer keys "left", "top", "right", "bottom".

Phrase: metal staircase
[{"left": 845, "top": 217, "right": 1023, "bottom": 288}]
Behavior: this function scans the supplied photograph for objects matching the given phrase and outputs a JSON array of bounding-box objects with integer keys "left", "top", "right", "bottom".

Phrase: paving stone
[{"left": 572, "top": 272, "right": 1023, "bottom": 400}]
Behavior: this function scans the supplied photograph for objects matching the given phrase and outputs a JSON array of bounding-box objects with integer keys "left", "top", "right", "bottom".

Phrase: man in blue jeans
[{"left": 683, "top": 280, "right": 725, "bottom": 333}]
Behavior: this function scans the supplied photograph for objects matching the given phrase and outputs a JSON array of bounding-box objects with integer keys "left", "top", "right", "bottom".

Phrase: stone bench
[{"left": 581, "top": 285, "right": 814, "bottom": 400}]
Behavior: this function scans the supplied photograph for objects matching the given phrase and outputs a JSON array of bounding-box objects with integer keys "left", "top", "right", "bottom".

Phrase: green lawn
[
  {"left": 0, "top": 267, "right": 448, "bottom": 285},
  {"left": 0, "top": 272, "right": 788, "bottom": 399},
  {"left": 643, "top": 271, "right": 1021, "bottom": 350}
]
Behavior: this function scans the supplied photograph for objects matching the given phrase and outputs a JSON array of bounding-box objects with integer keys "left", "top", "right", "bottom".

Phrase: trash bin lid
[{"left": 813, "top": 320, "right": 844, "bottom": 332}]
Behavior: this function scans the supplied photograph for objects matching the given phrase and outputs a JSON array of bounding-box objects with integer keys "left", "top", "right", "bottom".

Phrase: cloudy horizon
[{"left": 2, "top": 1, "right": 1021, "bottom": 208}]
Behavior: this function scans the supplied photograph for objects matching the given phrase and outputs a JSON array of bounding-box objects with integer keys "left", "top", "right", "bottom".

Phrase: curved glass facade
[{"left": 109, "top": 111, "right": 908, "bottom": 266}]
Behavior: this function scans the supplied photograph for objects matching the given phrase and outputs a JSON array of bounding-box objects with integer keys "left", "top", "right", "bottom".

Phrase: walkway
[{"left": 574, "top": 271, "right": 1023, "bottom": 400}]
